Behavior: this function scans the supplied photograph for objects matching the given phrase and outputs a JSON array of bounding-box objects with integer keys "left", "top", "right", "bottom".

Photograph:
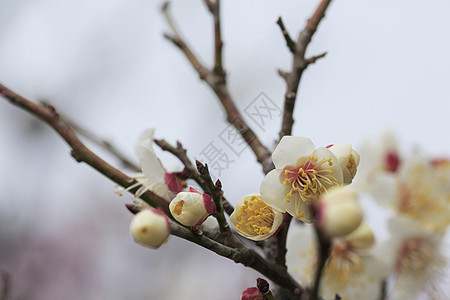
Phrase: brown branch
[
  {"left": 263, "top": 213, "right": 295, "bottom": 299},
  {"left": 52, "top": 107, "right": 140, "bottom": 172},
  {"left": 203, "top": 0, "right": 223, "bottom": 74},
  {"left": 276, "top": 17, "right": 296, "bottom": 53},
  {"left": 278, "top": 0, "right": 333, "bottom": 139},
  {"left": 161, "top": 1, "right": 273, "bottom": 174},
  {"left": 378, "top": 279, "right": 387, "bottom": 300},
  {"left": 0, "top": 83, "right": 170, "bottom": 214},
  {"left": 305, "top": 51, "right": 328, "bottom": 65},
  {"left": 264, "top": 214, "right": 292, "bottom": 269},
  {"left": 277, "top": 69, "right": 289, "bottom": 81},
  {"left": 1, "top": 271, "right": 11, "bottom": 300},
  {"left": 310, "top": 225, "right": 332, "bottom": 300},
  {"left": 195, "top": 160, "right": 230, "bottom": 235},
  {"left": 170, "top": 222, "right": 303, "bottom": 296},
  {"left": 154, "top": 139, "right": 234, "bottom": 215}
]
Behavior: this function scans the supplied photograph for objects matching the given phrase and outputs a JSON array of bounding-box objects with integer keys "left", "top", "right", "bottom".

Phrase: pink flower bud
[{"left": 241, "top": 287, "right": 264, "bottom": 300}]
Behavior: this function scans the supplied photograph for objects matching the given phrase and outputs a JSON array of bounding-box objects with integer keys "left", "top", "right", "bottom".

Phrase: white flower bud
[
  {"left": 328, "top": 143, "right": 360, "bottom": 185},
  {"left": 343, "top": 222, "right": 375, "bottom": 249},
  {"left": 316, "top": 188, "right": 363, "bottom": 238},
  {"left": 169, "top": 188, "right": 214, "bottom": 226},
  {"left": 130, "top": 208, "right": 170, "bottom": 249}
]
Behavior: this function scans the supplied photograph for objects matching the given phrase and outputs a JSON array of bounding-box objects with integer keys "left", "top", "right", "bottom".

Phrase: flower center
[
  {"left": 280, "top": 155, "right": 338, "bottom": 218},
  {"left": 326, "top": 241, "right": 362, "bottom": 282},
  {"left": 384, "top": 151, "right": 400, "bottom": 173},
  {"left": 397, "top": 238, "right": 435, "bottom": 274},
  {"left": 235, "top": 195, "right": 275, "bottom": 236}
]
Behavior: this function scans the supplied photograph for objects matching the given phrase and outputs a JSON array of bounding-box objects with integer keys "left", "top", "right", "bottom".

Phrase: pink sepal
[
  {"left": 164, "top": 172, "right": 186, "bottom": 193},
  {"left": 241, "top": 287, "right": 264, "bottom": 300},
  {"left": 202, "top": 193, "right": 214, "bottom": 214}
]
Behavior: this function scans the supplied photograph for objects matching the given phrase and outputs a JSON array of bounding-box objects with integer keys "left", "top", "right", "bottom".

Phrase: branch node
[
  {"left": 70, "top": 150, "right": 82, "bottom": 162},
  {"left": 125, "top": 203, "right": 142, "bottom": 215}
]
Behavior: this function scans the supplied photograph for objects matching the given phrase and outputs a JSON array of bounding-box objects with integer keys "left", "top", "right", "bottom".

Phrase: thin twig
[
  {"left": 305, "top": 51, "right": 328, "bottom": 65},
  {"left": 1, "top": 271, "right": 11, "bottom": 300},
  {"left": 195, "top": 160, "right": 230, "bottom": 235},
  {"left": 278, "top": 0, "right": 333, "bottom": 140},
  {"left": 265, "top": 214, "right": 292, "bottom": 268},
  {"left": 0, "top": 83, "right": 170, "bottom": 214},
  {"left": 263, "top": 213, "right": 294, "bottom": 299},
  {"left": 161, "top": 1, "right": 273, "bottom": 174},
  {"left": 51, "top": 106, "right": 140, "bottom": 171},
  {"left": 154, "top": 138, "right": 234, "bottom": 215},
  {"left": 378, "top": 279, "right": 387, "bottom": 300},
  {"left": 310, "top": 225, "right": 332, "bottom": 300},
  {"left": 212, "top": 0, "right": 224, "bottom": 74},
  {"left": 276, "top": 17, "right": 296, "bottom": 53}
]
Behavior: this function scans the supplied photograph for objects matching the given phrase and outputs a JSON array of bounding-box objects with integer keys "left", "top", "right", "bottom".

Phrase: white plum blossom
[
  {"left": 130, "top": 208, "right": 170, "bottom": 249},
  {"left": 118, "top": 128, "right": 187, "bottom": 202},
  {"left": 379, "top": 216, "right": 446, "bottom": 299},
  {"left": 230, "top": 194, "right": 283, "bottom": 241},
  {"left": 169, "top": 188, "right": 214, "bottom": 226},
  {"left": 353, "top": 130, "right": 401, "bottom": 191},
  {"left": 260, "top": 136, "right": 344, "bottom": 222},
  {"left": 372, "top": 153, "right": 450, "bottom": 231},
  {"left": 287, "top": 222, "right": 389, "bottom": 300}
]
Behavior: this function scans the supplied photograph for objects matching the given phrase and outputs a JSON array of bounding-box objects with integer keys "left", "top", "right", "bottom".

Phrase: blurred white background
[{"left": 0, "top": 0, "right": 449, "bottom": 299}]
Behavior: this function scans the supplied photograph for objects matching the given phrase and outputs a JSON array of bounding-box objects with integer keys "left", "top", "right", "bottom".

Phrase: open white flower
[
  {"left": 230, "top": 194, "right": 283, "bottom": 241},
  {"left": 372, "top": 153, "right": 450, "bottom": 231},
  {"left": 379, "top": 216, "right": 446, "bottom": 299},
  {"left": 260, "top": 136, "right": 343, "bottom": 222},
  {"left": 131, "top": 129, "right": 186, "bottom": 200},
  {"left": 130, "top": 208, "right": 170, "bottom": 249},
  {"left": 353, "top": 130, "right": 401, "bottom": 191},
  {"left": 287, "top": 222, "right": 389, "bottom": 300}
]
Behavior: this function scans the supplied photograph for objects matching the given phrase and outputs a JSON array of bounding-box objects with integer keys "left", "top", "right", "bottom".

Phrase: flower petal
[
  {"left": 272, "top": 136, "right": 316, "bottom": 169},
  {"left": 135, "top": 129, "right": 165, "bottom": 183},
  {"left": 310, "top": 147, "right": 344, "bottom": 187},
  {"left": 260, "top": 169, "right": 287, "bottom": 212}
]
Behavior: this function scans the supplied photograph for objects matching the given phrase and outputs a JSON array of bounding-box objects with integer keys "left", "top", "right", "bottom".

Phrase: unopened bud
[
  {"left": 343, "top": 222, "right": 375, "bottom": 249},
  {"left": 169, "top": 187, "right": 214, "bottom": 226},
  {"left": 130, "top": 208, "right": 170, "bottom": 249},
  {"left": 316, "top": 188, "right": 363, "bottom": 238},
  {"left": 241, "top": 287, "right": 264, "bottom": 300}
]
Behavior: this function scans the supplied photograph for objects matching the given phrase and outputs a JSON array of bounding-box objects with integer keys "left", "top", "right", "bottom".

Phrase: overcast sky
[{"left": 1, "top": 1, "right": 449, "bottom": 299}]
